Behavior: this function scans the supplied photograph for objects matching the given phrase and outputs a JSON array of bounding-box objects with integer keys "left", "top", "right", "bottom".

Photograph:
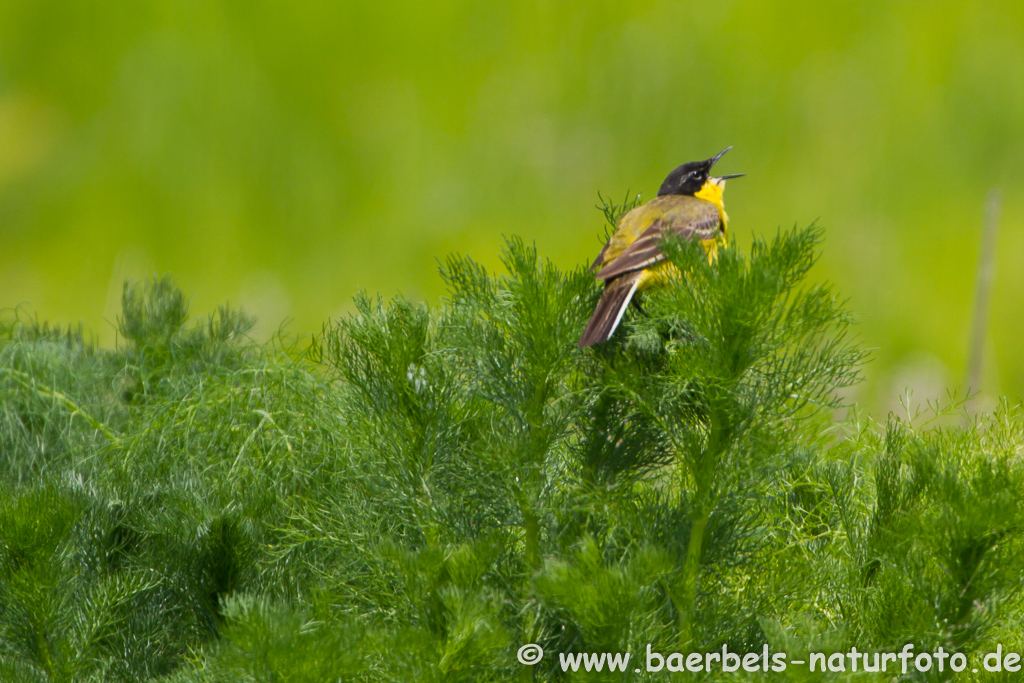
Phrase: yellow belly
[{"left": 635, "top": 238, "right": 720, "bottom": 292}]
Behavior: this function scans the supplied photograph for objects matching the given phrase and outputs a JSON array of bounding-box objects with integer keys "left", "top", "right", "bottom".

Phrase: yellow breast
[{"left": 693, "top": 181, "right": 729, "bottom": 229}]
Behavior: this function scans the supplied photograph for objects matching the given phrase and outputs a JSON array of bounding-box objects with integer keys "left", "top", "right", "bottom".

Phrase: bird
[{"left": 578, "top": 147, "right": 743, "bottom": 348}]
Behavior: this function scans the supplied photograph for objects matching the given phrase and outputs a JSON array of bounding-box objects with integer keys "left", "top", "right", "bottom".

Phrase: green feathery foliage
[{"left": 2, "top": 222, "right": 1023, "bottom": 682}]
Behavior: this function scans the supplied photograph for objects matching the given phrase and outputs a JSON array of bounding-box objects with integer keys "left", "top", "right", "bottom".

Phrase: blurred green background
[{"left": 1, "top": 0, "right": 1022, "bottom": 411}]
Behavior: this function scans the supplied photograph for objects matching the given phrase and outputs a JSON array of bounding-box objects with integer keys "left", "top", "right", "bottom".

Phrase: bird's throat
[{"left": 694, "top": 181, "right": 729, "bottom": 229}]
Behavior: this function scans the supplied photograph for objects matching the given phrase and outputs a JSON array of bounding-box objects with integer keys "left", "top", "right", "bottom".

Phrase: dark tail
[{"left": 578, "top": 272, "right": 641, "bottom": 348}]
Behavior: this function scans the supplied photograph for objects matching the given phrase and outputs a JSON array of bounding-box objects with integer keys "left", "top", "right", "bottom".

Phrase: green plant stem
[
  {"left": 678, "top": 509, "right": 709, "bottom": 646},
  {"left": 678, "top": 406, "right": 724, "bottom": 646},
  {"left": 518, "top": 383, "right": 548, "bottom": 571},
  {"left": 35, "top": 626, "right": 56, "bottom": 680},
  {"left": 513, "top": 482, "right": 541, "bottom": 570},
  {"left": 3, "top": 367, "right": 119, "bottom": 444},
  {"left": 419, "top": 478, "right": 440, "bottom": 547},
  {"left": 523, "top": 508, "right": 541, "bottom": 570}
]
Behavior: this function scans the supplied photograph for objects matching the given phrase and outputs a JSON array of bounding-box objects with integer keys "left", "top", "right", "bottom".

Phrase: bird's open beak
[
  {"left": 709, "top": 146, "right": 733, "bottom": 167},
  {"left": 716, "top": 173, "right": 745, "bottom": 180}
]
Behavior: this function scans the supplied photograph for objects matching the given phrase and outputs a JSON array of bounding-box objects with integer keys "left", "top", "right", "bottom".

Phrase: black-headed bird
[{"left": 578, "top": 147, "right": 743, "bottom": 348}]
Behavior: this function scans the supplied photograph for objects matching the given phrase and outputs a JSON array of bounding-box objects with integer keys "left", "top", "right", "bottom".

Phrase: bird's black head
[{"left": 657, "top": 146, "right": 733, "bottom": 196}]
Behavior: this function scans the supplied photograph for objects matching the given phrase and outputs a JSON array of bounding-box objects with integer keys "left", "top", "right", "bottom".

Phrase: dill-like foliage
[{"left": 2, "top": 231, "right": 1022, "bottom": 682}]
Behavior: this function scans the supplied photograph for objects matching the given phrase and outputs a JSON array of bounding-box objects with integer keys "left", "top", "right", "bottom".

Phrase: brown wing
[
  {"left": 589, "top": 241, "right": 611, "bottom": 272},
  {"left": 595, "top": 199, "right": 721, "bottom": 281}
]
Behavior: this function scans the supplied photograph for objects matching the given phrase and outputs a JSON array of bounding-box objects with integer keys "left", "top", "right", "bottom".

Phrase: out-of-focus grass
[{"left": 1, "top": 0, "right": 1022, "bottom": 411}]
